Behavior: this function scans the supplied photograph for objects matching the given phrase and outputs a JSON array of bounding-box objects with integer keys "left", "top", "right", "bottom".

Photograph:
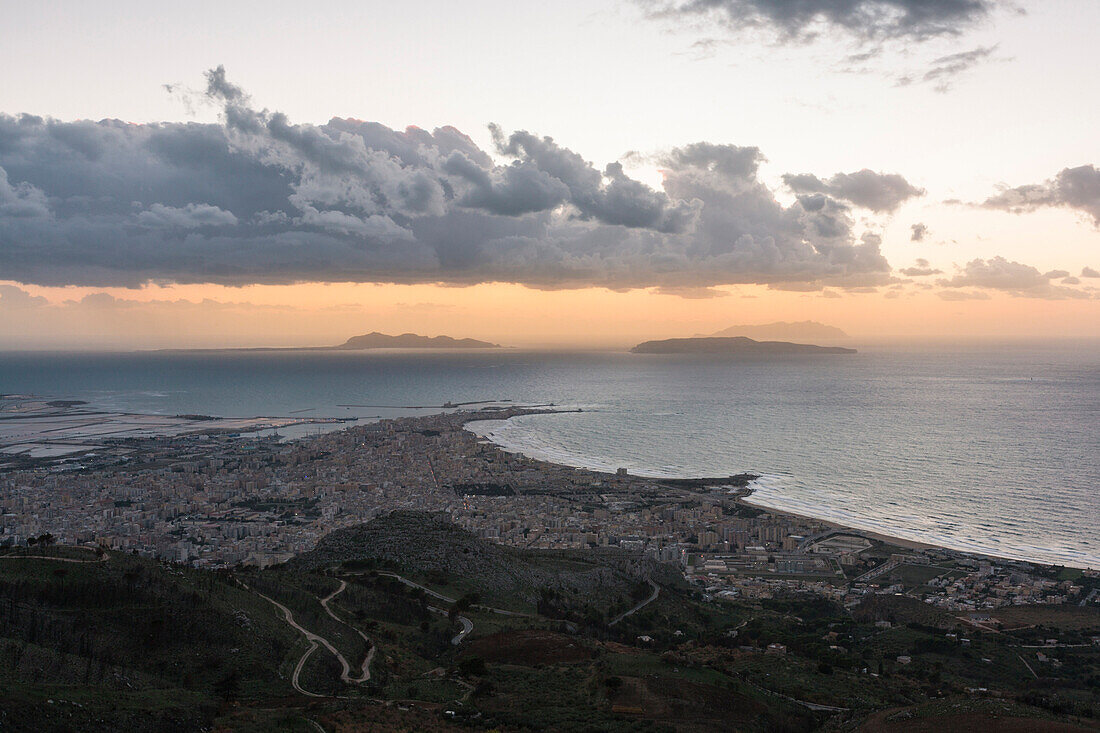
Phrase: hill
[
  {"left": 1, "top": 539, "right": 1096, "bottom": 731},
  {"left": 292, "top": 510, "right": 681, "bottom": 613},
  {"left": 631, "top": 336, "right": 856, "bottom": 355},
  {"left": 705, "top": 321, "right": 849, "bottom": 341},
  {"left": 0, "top": 548, "right": 299, "bottom": 731},
  {"left": 330, "top": 332, "right": 499, "bottom": 349}
]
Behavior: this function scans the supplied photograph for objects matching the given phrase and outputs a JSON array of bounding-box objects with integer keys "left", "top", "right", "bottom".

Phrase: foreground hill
[
  {"left": 0, "top": 548, "right": 299, "bottom": 731},
  {"left": 707, "top": 321, "right": 849, "bottom": 341},
  {"left": 1, "top": 532, "right": 1096, "bottom": 732},
  {"left": 330, "top": 332, "right": 499, "bottom": 349},
  {"left": 631, "top": 336, "right": 857, "bottom": 355},
  {"left": 292, "top": 510, "right": 682, "bottom": 612}
]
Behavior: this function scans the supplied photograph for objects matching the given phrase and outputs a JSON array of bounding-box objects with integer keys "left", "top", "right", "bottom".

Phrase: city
[{"left": 4, "top": 406, "right": 1094, "bottom": 621}]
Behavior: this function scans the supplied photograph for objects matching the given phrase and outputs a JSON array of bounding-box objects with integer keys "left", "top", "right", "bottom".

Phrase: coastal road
[{"left": 609, "top": 579, "right": 660, "bottom": 626}]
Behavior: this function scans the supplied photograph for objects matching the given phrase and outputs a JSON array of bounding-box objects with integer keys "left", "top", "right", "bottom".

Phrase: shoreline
[
  {"left": 3, "top": 395, "right": 1092, "bottom": 571},
  {"left": 738, "top": 496, "right": 944, "bottom": 553},
  {"left": 462, "top": 409, "right": 1094, "bottom": 571}
]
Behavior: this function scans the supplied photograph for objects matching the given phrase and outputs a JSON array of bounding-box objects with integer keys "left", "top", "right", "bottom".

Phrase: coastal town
[{"left": 2, "top": 403, "right": 1096, "bottom": 621}]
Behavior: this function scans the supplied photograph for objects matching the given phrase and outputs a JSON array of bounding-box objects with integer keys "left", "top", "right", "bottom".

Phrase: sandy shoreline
[
  {"left": 739, "top": 497, "right": 944, "bottom": 553},
  {"left": 463, "top": 409, "right": 1086, "bottom": 569}
]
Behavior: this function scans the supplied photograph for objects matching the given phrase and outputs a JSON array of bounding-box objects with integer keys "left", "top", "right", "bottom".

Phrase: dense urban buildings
[{"left": 4, "top": 408, "right": 1093, "bottom": 617}]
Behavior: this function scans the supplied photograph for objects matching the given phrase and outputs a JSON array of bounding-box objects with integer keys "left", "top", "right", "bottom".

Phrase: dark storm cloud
[
  {"left": 980, "top": 165, "right": 1100, "bottom": 226},
  {"left": 0, "top": 67, "right": 898, "bottom": 291},
  {"left": 487, "top": 126, "right": 701, "bottom": 233},
  {"left": 783, "top": 169, "right": 924, "bottom": 212},
  {"left": 0, "top": 166, "right": 51, "bottom": 219},
  {"left": 639, "top": 0, "right": 996, "bottom": 44}
]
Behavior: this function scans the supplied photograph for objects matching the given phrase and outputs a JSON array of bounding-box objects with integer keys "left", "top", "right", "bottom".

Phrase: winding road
[
  {"left": 240, "top": 580, "right": 374, "bottom": 696},
  {"left": 378, "top": 569, "right": 657, "bottom": 634},
  {"left": 320, "top": 580, "right": 375, "bottom": 682},
  {"left": 609, "top": 579, "right": 660, "bottom": 626},
  {"left": 246, "top": 568, "right": 666, "bottom": 694},
  {"left": 374, "top": 571, "right": 482, "bottom": 644}
]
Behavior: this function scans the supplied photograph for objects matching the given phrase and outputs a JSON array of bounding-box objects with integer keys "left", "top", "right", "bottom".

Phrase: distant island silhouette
[
  {"left": 631, "top": 336, "right": 856, "bottom": 355},
  {"left": 330, "top": 332, "right": 499, "bottom": 350},
  {"left": 701, "top": 321, "right": 849, "bottom": 341},
  {"left": 155, "top": 332, "right": 500, "bottom": 352}
]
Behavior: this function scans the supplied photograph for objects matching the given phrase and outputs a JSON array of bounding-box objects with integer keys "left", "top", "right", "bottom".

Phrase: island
[
  {"left": 630, "top": 336, "right": 857, "bottom": 354},
  {"left": 329, "top": 332, "right": 499, "bottom": 350},
  {"left": 705, "top": 320, "right": 849, "bottom": 341},
  {"left": 155, "top": 331, "right": 501, "bottom": 352}
]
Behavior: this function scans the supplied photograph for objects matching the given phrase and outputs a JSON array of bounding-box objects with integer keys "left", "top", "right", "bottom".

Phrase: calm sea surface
[{"left": 1, "top": 344, "right": 1097, "bottom": 567}]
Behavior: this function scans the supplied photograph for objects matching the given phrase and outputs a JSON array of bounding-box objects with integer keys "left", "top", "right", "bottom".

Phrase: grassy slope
[{"left": 2, "top": 531, "right": 1097, "bottom": 733}]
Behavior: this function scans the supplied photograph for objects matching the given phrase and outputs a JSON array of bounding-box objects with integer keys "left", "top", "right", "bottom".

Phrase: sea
[{"left": 0, "top": 342, "right": 1097, "bottom": 568}]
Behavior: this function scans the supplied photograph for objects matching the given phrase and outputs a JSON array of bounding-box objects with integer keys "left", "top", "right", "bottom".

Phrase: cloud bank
[
  {"left": 641, "top": 0, "right": 996, "bottom": 44},
  {"left": 782, "top": 169, "right": 924, "bottom": 212},
  {"left": 980, "top": 164, "right": 1100, "bottom": 227},
  {"left": 0, "top": 67, "right": 898, "bottom": 291},
  {"left": 938, "top": 256, "right": 1091, "bottom": 299}
]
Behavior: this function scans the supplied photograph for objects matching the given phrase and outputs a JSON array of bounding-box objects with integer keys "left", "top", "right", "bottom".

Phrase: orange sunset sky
[{"left": 1, "top": 1, "right": 1097, "bottom": 349}]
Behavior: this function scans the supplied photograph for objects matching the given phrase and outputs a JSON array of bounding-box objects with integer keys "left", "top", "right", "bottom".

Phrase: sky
[{"left": 0, "top": 0, "right": 1097, "bottom": 348}]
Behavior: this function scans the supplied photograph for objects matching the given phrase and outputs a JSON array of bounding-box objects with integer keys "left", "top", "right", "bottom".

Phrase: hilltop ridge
[{"left": 292, "top": 510, "right": 680, "bottom": 610}]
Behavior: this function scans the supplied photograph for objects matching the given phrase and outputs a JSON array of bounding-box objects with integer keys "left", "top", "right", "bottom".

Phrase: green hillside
[{"left": 1, "top": 518, "right": 1097, "bottom": 733}]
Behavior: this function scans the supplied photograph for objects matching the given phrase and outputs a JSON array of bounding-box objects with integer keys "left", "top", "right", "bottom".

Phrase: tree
[{"left": 449, "top": 593, "right": 477, "bottom": 622}]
